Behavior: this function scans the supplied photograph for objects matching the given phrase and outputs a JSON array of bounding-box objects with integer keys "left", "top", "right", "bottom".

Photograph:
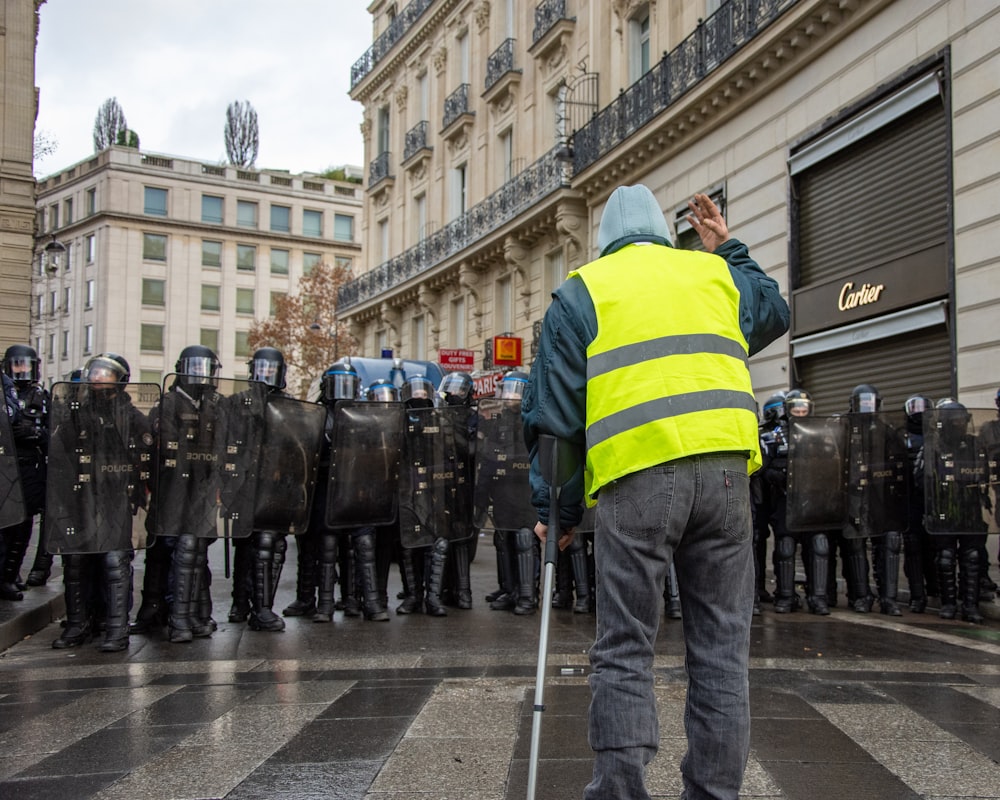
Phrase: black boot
[
  {"left": 53, "top": 554, "right": 92, "bottom": 648},
  {"left": 486, "top": 530, "right": 508, "bottom": 603},
  {"left": 959, "top": 545, "right": 983, "bottom": 624},
  {"left": 424, "top": 538, "right": 448, "bottom": 617},
  {"left": 513, "top": 528, "right": 538, "bottom": 616},
  {"left": 228, "top": 538, "right": 252, "bottom": 622},
  {"left": 937, "top": 546, "right": 957, "bottom": 620},
  {"left": 282, "top": 534, "right": 316, "bottom": 617},
  {"left": 489, "top": 531, "right": 516, "bottom": 611},
  {"left": 355, "top": 529, "right": 388, "bottom": 621},
  {"left": 131, "top": 539, "right": 170, "bottom": 634},
  {"left": 847, "top": 540, "right": 873, "bottom": 613},
  {"left": 192, "top": 555, "right": 217, "bottom": 637},
  {"left": 569, "top": 537, "right": 592, "bottom": 613},
  {"left": 806, "top": 533, "right": 830, "bottom": 615},
  {"left": 0, "top": 521, "right": 31, "bottom": 600},
  {"left": 314, "top": 534, "right": 337, "bottom": 623},
  {"left": 773, "top": 536, "right": 796, "bottom": 613},
  {"left": 168, "top": 534, "right": 198, "bottom": 643},
  {"left": 902, "top": 530, "right": 926, "bottom": 612},
  {"left": 395, "top": 547, "right": 423, "bottom": 614},
  {"left": 248, "top": 532, "right": 284, "bottom": 632},
  {"left": 26, "top": 543, "right": 54, "bottom": 587},
  {"left": 337, "top": 535, "right": 361, "bottom": 617},
  {"left": 877, "top": 532, "right": 902, "bottom": 616},
  {"left": 100, "top": 550, "right": 132, "bottom": 652},
  {"left": 452, "top": 540, "right": 473, "bottom": 609}
]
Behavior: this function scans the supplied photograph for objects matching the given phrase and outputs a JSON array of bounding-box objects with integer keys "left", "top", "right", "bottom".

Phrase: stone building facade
[{"left": 343, "top": 0, "right": 1000, "bottom": 412}]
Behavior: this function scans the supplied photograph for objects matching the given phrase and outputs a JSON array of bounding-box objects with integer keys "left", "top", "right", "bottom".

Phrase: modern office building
[
  {"left": 32, "top": 146, "right": 363, "bottom": 388},
  {"left": 342, "top": 0, "right": 1000, "bottom": 412}
]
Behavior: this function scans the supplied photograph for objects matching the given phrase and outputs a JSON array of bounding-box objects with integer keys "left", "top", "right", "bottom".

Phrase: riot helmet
[
  {"left": 784, "top": 389, "right": 813, "bottom": 418},
  {"left": 904, "top": 394, "right": 933, "bottom": 426},
  {"left": 366, "top": 378, "right": 399, "bottom": 402},
  {"left": 401, "top": 375, "right": 436, "bottom": 408},
  {"left": 849, "top": 383, "right": 881, "bottom": 414},
  {"left": 248, "top": 346, "right": 286, "bottom": 389},
  {"left": 935, "top": 399, "right": 970, "bottom": 443},
  {"left": 84, "top": 352, "right": 130, "bottom": 385},
  {"left": 321, "top": 360, "right": 360, "bottom": 403},
  {"left": 498, "top": 370, "right": 529, "bottom": 401},
  {"left": 438, "top": 372, "right": 474, "bottom": 406},
  {"left": 175, "top": 345, "right": 220, "bottom": 385},
  {"left": 761, "top": 391, "right": 787, "bottom": 424},
  {"left": 2, "top": 344, "right": 40, "bottom": 386}
]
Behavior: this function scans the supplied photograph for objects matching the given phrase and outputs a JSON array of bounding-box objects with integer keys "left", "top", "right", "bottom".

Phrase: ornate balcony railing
[
  {"left": 572, "top": 0, "right": 795, "bottom": 173},
  {"left": 532, "top": 0, "right": 568, "bottom": 45},
  {"left": 339, "top": 146, "right": 569, "bottom": 310},
  {"left": 443, "top": 83, "right": 472, "bottom": 130},
  {"left": 485, "top": 38, "right": 517, "bottom": 92},
  {"left": 350, "top": 0, "right": 435, "bottom": 90},
  {"left": 369, "top": 151, "right": 392, "bottom": 186},
  {"left": 403, "top": 121, "right": 430, "bottom": 162}
]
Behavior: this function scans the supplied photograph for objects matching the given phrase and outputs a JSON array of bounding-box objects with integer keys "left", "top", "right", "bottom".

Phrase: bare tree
[
  {"left": 93, "top": 97, "right": 128, "bottom": 151},
  {"left": 224, "top": 100, "right": 259, "bottom": 168},
  {"left": 34, "top": 129, "right": 58, "bottom": 161}
]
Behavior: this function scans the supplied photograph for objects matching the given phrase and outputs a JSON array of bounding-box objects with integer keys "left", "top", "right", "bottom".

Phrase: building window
[
  {"left": 200, "top": 328, "right": 219, "bottom": 352},
  {"left": 457, "top": 28, "right": 470, "bottom": 84},
  {"left": 377, "top": 329, "right": 388, "bottom": 357},
  {"left": 629, "top": 7, "right": 651, "bottom": 83},
  {"left": 49, "top": 204, "right": 59, "bottom": 230},
  {"left": 140, "top": 324, "right": 164, "bottom": 352},
  {"left": 143, "top": 233, "right": 167, "bottom": 261},
  {"left": 237, "top": 200, "right": 258, "bottom": 228},
  {"left": 451, "top": 163, "right": 467, "bottom": 220},
  {"left": 202, "top": 240, "right": 222, "bottom": 268},
  {"left": 139, "top": 370, "right": 161, "bottom": 386},
  {"left": 303, "top": 252, "right": 322, "bottom": 275},
  {"left": 85, "top": 279, "right": 95, "bottom": 309},
  {"left": 49, "top": 290, "right": 57, "bottom": 315},
  {"left": 35, "top": 294, "right": 43, "bottom": 318},
  {"left": 451, "top": 297, "right": 466, "bottom": 348},
  {"left": 378, "top": 219, "right": 390, "bottom": 262},
  {"left": 236, "top": 288, "right": 255, "bottom": 315},
  {"left": 414, "top": 194, "right": 427, "bottom": 243},
  {"left": 202, "top": 195, "right": 224, "bottom": 224},
  {"left": 270, "top": 291, "right": 285, "bottom": 315},
  {"left": 83, "top": 324, "right": 93, "bottom": 355},
  {"left": 85, "top": 234, "right": 95, "bottom": 264},
  {"left": 270, "top": 204, "right": 291, "bottom": 233},
  {"left": 64, "top": 198, "right": 73, "bottom": 226},
  {"left": 141, "top": 278, "right": 165, "bottom": 306},
  {"left": 377, "top": 104, "right": 391, "bottom": 155},
  {"left": 234, "top": 331, "right": 251, "bottom": 358},
  {"left": 496, "top": 276, "right": 512, "bottom": 332},
  {"left": 144, "top": 186, "right": 168, "bottom": 216},
  {"left": 236, "top": 244, "right": 256, "bottom": 271},
  {"left": 333, "top": 213, "right": 354, "bottom": 242},
  {"left": 334, "top": 255, "right": 353, "bottom": 271},
  {"left": 412, "top": 314, "right": 426, "bottom": 361},
  {"left": 46, "top": 333, "right": 54, "bottom": 362},
  {"left": 201, "top": 284, "right": 221, "bottom": 311},
  {"left": 86, "top": 188, "right": 96, "bottom": 216},
  {"left": 304, "top": 209, "right": 324, "bottom": 238},
  {"left": 62, "top": 286, "right": 71, "bottom": 313},
  {"left": 499, "top": 129, "right": 514, "bottom": 182},
  {"left": 546, "top": 249, "right": 565, "bottom": 297},
  {"left": 61, "top": 330, "right": 69, "bottom": 360},
  {"left": 270, "top": 248, "right": 290, "bottom": 275}
]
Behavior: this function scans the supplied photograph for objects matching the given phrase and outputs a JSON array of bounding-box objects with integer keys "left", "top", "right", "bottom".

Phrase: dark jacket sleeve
[
  {"left": 521, "top": 277, "right": 593, "bottom": 528},
  {"left": 716, "top": 238, "right": 790, "bottom": 356}
]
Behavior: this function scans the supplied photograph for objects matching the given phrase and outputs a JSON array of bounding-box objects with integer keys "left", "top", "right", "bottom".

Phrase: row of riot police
[{"left": 753, "top": 383, "right": 999, "bottom": 623}]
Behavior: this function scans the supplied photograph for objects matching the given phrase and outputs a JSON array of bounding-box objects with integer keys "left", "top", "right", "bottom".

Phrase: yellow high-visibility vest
[{"left": 572, "top": 243, "right": 761, "bottom": 499}]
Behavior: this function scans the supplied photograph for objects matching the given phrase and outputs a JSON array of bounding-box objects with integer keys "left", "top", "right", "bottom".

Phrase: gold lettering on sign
[{"left": 838, "top": 282, "right": 885, "bottom": 311}]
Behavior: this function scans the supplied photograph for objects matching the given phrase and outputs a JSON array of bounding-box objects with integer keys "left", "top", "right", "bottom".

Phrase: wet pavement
[{"left": 1, "top": 535, "right": 999, "bottom": 800}]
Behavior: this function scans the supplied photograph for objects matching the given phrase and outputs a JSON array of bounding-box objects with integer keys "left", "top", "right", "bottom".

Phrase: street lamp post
[{"left": 310, "top": 318, "right": 339, "bottom": 361}]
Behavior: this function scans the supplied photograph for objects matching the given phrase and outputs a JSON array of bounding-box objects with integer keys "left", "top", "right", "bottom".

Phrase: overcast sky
[{"left": 33, "top": 0, "right": 373, "bottom": 178}]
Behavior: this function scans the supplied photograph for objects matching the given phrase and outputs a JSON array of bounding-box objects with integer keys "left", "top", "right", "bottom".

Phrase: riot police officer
[
  {"left": 1, "top": 345, "right": 49, "bottom": 599},
  {"left": 755, "top": 391, "right": 786, "bottom": 609},
  {"left": 902, "top": 394, "right": 935, "bottom": 612},
  {"left": 975, "top": 387, "right": 1000, "bottom": 600},
  {"left": 51, "top": 353, "right": 152, "bottom": 651}
]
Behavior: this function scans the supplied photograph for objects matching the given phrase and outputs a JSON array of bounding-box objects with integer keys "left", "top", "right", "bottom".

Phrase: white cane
[{"left": 527, "top": 434, "right": 578, "bottom": 800}]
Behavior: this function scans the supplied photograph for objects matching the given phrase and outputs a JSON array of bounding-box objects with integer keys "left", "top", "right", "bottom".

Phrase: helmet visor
[
  {"left": 84, "top": 356, "right": 125, "bottom": 385},
  {"left": 367, "top": 384, "right": 398, "bottom": 402},
  {"left": 324, "top": 371, "right": 359, "bottom": 402},
  {"left": 179, "top": 356, "right": 218, "bottom": 384},
  {"left": 855, "top": 392, "right": 879, "bottom": 414},
  {"left": 7, "top": 356, "right": 37, "bottom": 383},
  {"left": 250, "top": 357, "right": 282, "bottom": 386},
  {"left": 786, "top": 398, "right": 812, "bottom": 417},
  {"left": 499, "top": 377, "right": 527, "bottom": 400}
]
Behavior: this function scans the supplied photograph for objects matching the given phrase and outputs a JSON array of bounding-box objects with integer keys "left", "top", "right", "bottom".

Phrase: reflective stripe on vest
[{"left": 572, "top": 244, "right": 762, "bottom": 497}]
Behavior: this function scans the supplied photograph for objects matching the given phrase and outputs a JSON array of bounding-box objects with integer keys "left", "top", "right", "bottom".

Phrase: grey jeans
[{"left": 584, "top": 453, "right": 754, "bottom": 800}]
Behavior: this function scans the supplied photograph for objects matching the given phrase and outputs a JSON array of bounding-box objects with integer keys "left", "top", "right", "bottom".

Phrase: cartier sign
[{"left": 791, "top": 244, "right": 947, "bottom": 337}]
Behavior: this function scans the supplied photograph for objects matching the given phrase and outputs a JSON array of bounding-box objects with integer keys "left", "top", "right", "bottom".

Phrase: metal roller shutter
[{"left": 794, "top": 325, "right": 952, "bottom": 416}]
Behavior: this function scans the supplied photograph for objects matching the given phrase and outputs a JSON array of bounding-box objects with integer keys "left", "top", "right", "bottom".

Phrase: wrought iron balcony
[
  {"left": 350, "top": 0, "right": 435, "bottom": 90},
  {"left": 572, "top": 0, "right": 795, "bottom": 173},
  {"left": 403, "top": 121, "right": 431, "bottom": 162},
  {"left": 369, "top": 151, "right": 393, "bottom": 187},
  {"left": 339, "top": 146, "right": 569, "bottom": 311},
  {"left": 443, "top": 84, "right": 472, "bottom": 130},
  {"left": 532, "top": 0, "right": 568, "bottom": 45},
  {"left": 485, "top": 38, "right": 517, "bottom": 93}
]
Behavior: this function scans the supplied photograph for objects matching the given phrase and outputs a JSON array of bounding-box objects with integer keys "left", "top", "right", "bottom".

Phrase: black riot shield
[
  {"left": 0, "top": 408, "right": 26, "bottom": 529},
  {"left": 253, "top": 395, "right": 326, "bottom": 533},
  {"left": 843, "top": 411, "right": 909, "bottom": 539},
  {"left": 151, "top": 376, "right": 266, "bottom": 540},
  {"left": 398, "top": 405, "right": 476, "bottom": 549},
  {"left": 325, "top": 401, "right": 404, "bottom": 529},
  {"left": 473, "top": 398, "right": 536, "bottom": 531},
  {"left": 45, "top": 382, "right": 158, "bottom": 553},
  {"left": 786, "top": 415, "right": 848, "bottom": 532},
  {"left": 922, "top": 407, "right": 998, "bottom": 536},
  {"left": 979, "top": 413, "right": 1000, "bottom": 534}
]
